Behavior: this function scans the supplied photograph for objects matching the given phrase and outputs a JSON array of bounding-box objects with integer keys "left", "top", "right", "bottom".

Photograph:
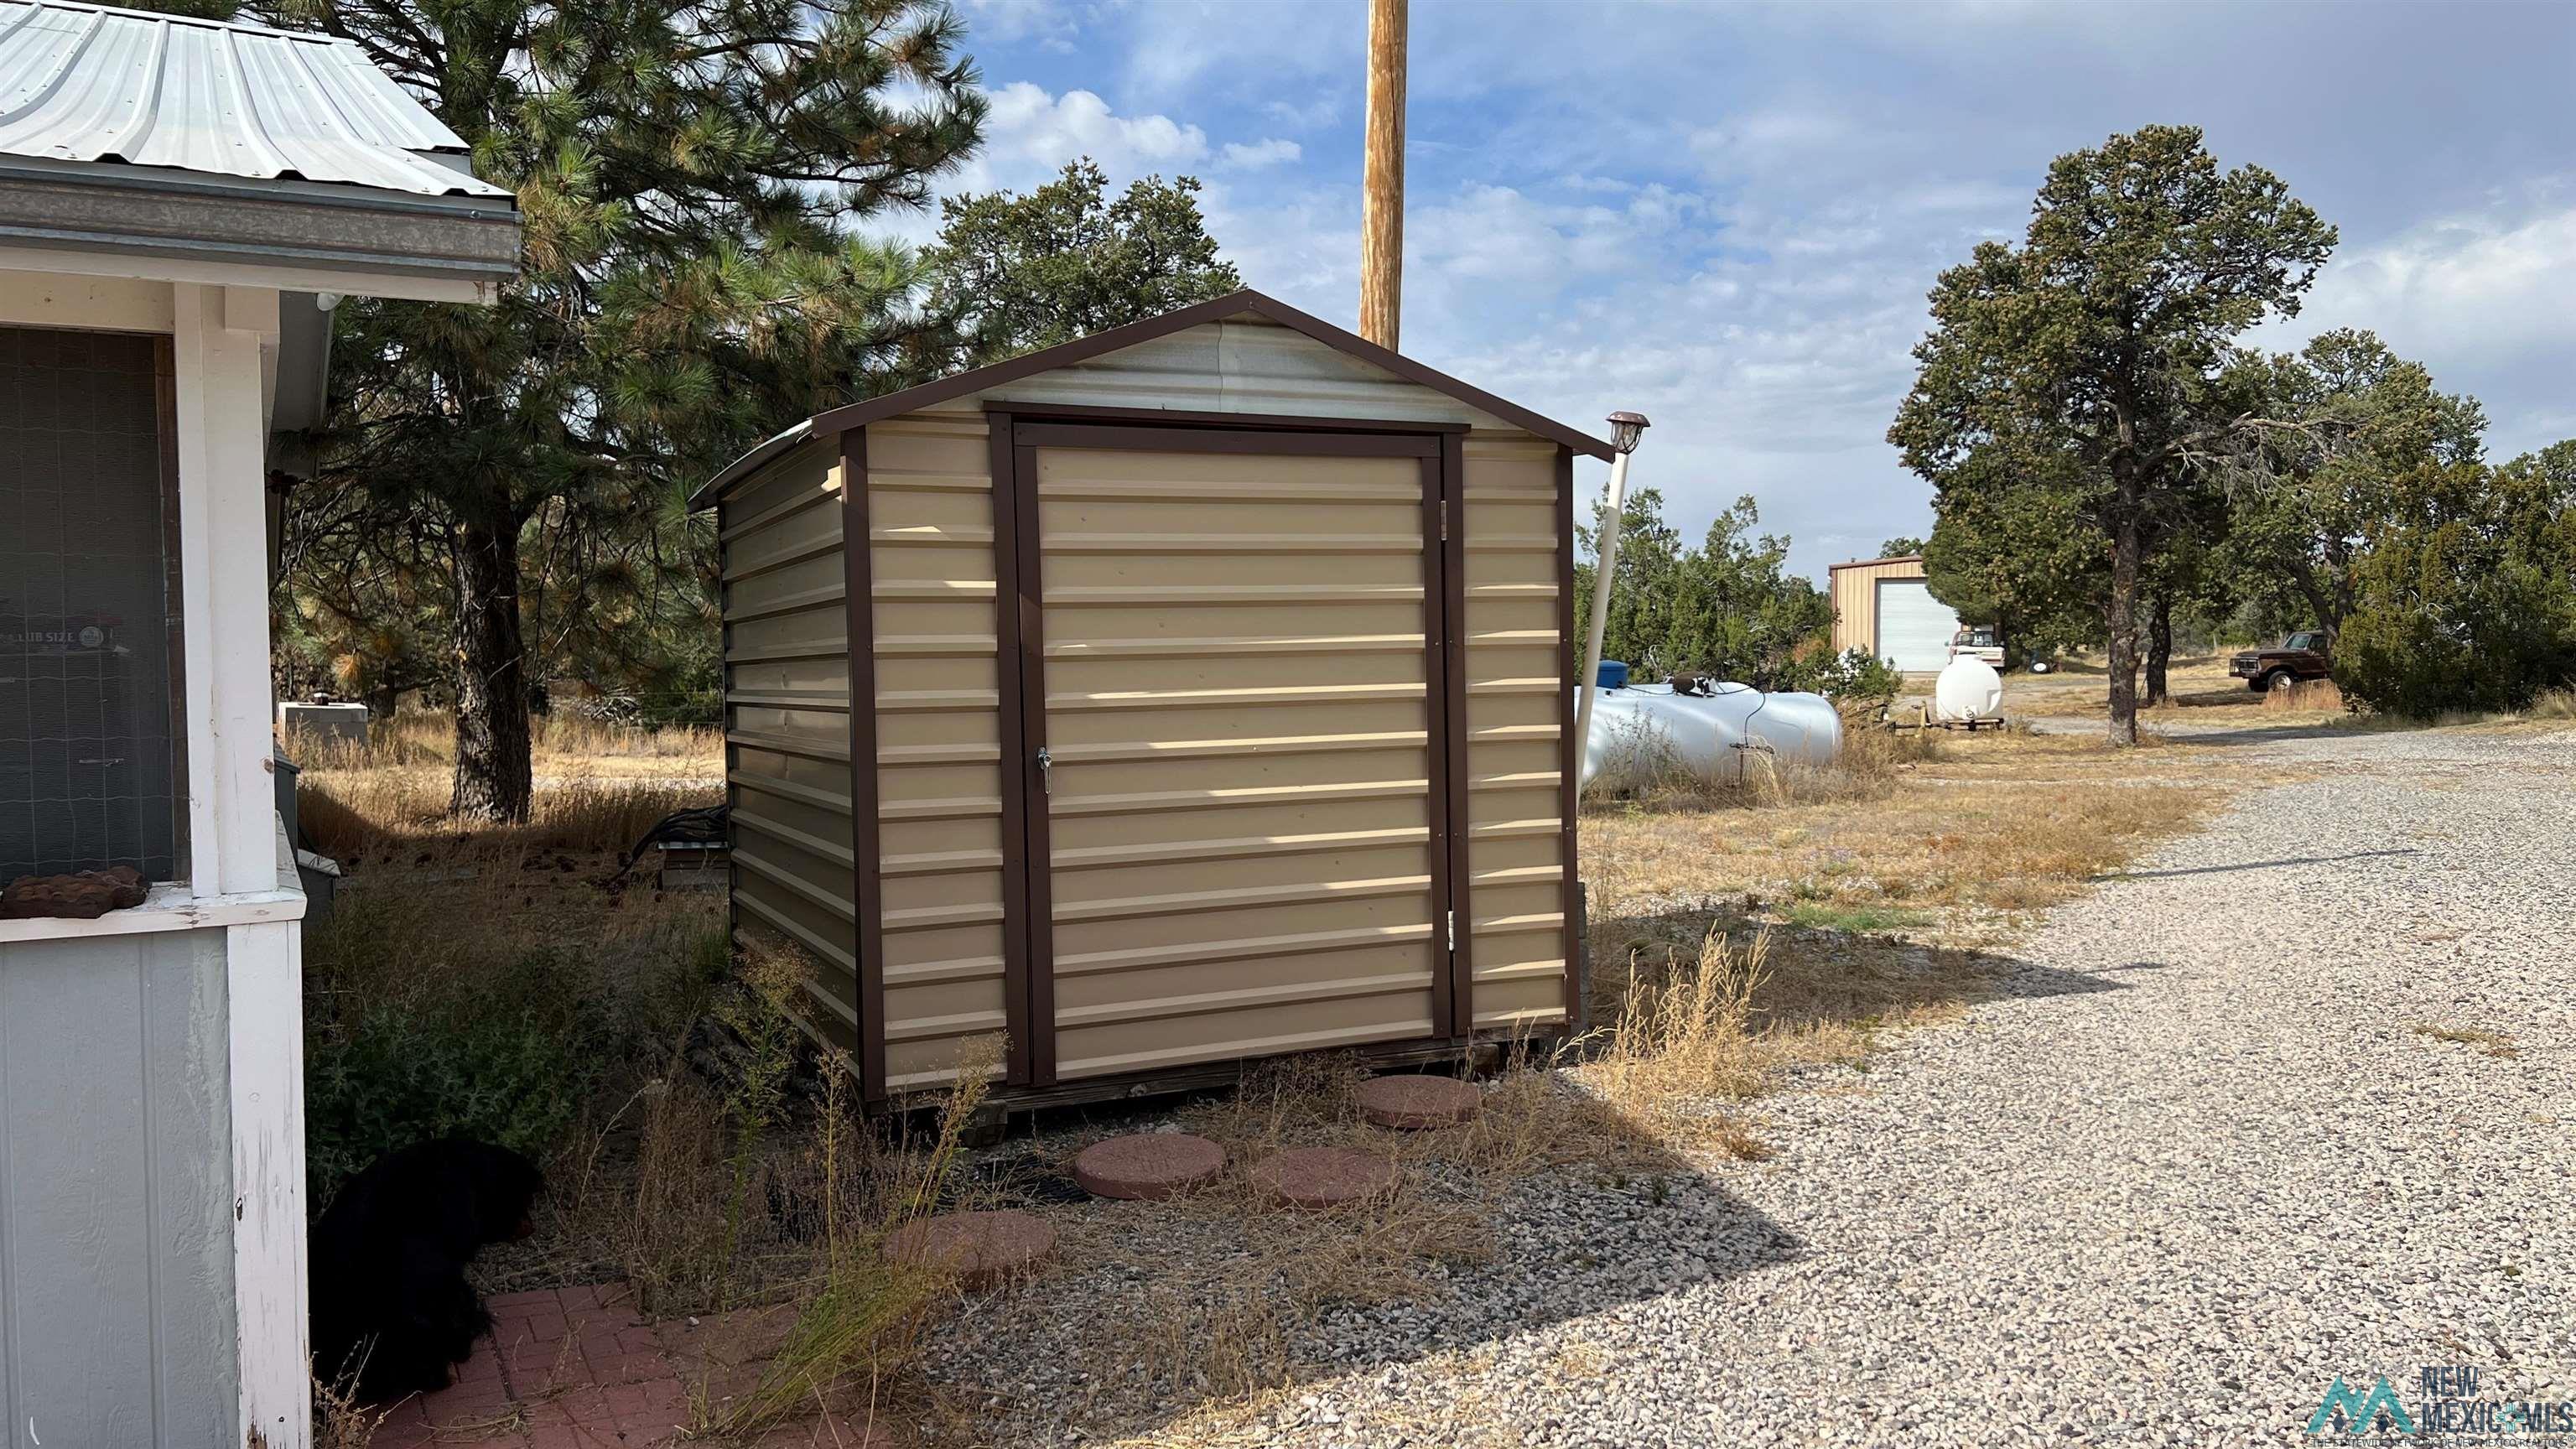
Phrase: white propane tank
[
  {"left": 1576, "top": 678, "right": 1844, "bottom": 791},
  {"left": 1932, "top": 655, "right": 2005, "bottom": 724}
]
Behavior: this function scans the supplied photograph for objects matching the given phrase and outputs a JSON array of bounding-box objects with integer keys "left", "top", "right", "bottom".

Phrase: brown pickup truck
[{"left": 2230, "top": 632, "right": 2331, "bottom": 692}]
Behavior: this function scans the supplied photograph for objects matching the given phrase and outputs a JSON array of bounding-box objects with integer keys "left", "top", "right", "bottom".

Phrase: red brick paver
[
  {"left": 1071, "top": 1131, "right": 1228, "bottom": 1201},
  {"left": 1354, "top": 1072, "right": 1483, "bottom": 1130},
  {"left": 362, "top": 1284, "right": 902, "bottom": 1448},
  {"left": 879, "top": 1209, "right": 1055, "bottom": 1288},
  {"left": 1247, "top": 1145, "right": 1400, "bottom": 1208}
]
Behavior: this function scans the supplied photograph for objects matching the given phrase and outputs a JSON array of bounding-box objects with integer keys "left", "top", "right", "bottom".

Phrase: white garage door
[{"left": 1875, "top": 579, "right": 1959, "bottom": 672}]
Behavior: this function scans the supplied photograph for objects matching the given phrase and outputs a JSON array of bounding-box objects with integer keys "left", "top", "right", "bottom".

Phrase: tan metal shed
[
  {"left": 692, "top": 290, "right": 1611, "bottom": 1105},
  {"left": 1828, "top": 554, "right": 1957, "bottom": 668}
]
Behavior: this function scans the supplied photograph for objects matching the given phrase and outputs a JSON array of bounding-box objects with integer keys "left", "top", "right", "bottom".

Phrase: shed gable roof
[
  {"left": 816, "top": 289, "right": 1611, "bottom": 457},
  {"left": 695, "top": 289, "right": 1612, "bottom": 506}
]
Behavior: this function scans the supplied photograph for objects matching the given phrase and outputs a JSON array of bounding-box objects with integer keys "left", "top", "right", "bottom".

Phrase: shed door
[
  {"left": 1013, "top": 426, "right": 1456, "bottom": 1084},
  {"left": 1874, "top": 579, "right": 1957, "bottom": 672}
]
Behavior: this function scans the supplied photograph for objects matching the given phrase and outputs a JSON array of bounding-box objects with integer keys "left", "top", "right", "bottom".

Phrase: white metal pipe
[{"left": 1571, "top": 447, "right": 1636, "bottom": 784}]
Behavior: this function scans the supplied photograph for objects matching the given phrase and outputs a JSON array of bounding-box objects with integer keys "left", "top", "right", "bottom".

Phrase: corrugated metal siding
[
  {"left": 719, "top": 435, "right": 860, "bottom": 1053},
  {"left": 927, "top": 318, "right": 1505, "bottom": 428},
  {"left": 0, "top": 927, "right": 236, "bottom": 1447},
  {"left": 865, "top": 414, "right": 1010, "bottom": 1091},
  {"left": 1462, "top": 435, "right": 1571, "bottom": 1031},
  {"left": 1035, "top": 444, "right": 1443, "bottom": 1078},
  {"left": 718, "top": 366, "right": 1581, "bottom": 1095},
  {"left": 1828, "top": 557, "right": 1927, "bottom": 656},
  {"left": 0, "top": 0, "right": 507, "bottom": 198}
]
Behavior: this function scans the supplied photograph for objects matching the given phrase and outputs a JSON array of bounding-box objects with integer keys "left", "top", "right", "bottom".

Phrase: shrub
[
  {"left": 304, "top": 948, "right": 605, "bottom": 1208},
  {"left": 1791, "top": 647, "right": 1905, "bottom": 702},
  {"left": 2333, "top": 461, "right": 2576, "bottom": 717}
]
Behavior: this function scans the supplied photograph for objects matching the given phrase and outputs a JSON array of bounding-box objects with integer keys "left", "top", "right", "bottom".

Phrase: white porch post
[
  {"left": 174, "top": 281, "right": 309, "bottom": 1449},
  {"left": 226, "top": 917, "right": 309, "bottom": 1449},
  {"left": 172, "top": 282, "right": 281, "bottom": 897}
]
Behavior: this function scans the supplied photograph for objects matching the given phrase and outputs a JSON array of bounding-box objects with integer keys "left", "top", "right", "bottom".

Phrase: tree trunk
[
  {"left": 2289, "top": 563, "right": 2338, "bottom": 653},
  {"left": 2144, "top": 595, "right": 2173, "bottom": 707},
  {"left": 2104, "top": 518, "right": 2142, "bottom": 747},
  {"left": 450, "top": 503, "right": 534, "bottom": 822}
]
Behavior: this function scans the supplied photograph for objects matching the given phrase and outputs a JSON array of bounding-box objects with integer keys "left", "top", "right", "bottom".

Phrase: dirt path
[{"left": 1238, "top": 723, "right": 2576, "bottom": 1446}]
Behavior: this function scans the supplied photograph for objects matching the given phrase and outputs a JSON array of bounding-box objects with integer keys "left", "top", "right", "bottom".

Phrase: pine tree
[
  {"left": 263, "top": 0, "right": 985, "bottom": 818},
  {"left": 1891, "top": 126, "right": 2336, "bottom": 745}
]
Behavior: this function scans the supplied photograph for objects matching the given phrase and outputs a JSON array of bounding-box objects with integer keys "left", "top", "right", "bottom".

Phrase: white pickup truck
[{"left": 1947, "top": 624, "right": 2005, "bottom": 667}]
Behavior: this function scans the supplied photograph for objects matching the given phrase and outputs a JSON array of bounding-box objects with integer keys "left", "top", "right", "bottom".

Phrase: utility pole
[{"left": 1358, "top": 0, "right": 1406, "bottom": 349}]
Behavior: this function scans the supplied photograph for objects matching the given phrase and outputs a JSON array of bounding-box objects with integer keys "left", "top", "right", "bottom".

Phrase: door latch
[{"left": 1036, "top": 745, "right": 1052, "bottom": 793}]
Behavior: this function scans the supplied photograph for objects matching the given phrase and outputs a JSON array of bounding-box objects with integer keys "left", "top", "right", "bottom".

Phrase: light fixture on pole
[{"left": 1573, "top": 411, "right": 1650, "bottom": 791}]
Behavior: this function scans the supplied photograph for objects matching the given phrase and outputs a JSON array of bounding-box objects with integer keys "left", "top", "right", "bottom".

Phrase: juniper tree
[
  {"left": 2219, "top": 330, "right": 2486, "bottom": 649},
  {"left": 1890, "top": 125, "right": 2335, "bottom": 745},
  {"left": 923, "top": 159, "right": 1241, "bottom": 367}
]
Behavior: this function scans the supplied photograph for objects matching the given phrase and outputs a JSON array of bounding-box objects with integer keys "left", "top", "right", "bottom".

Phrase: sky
[{"left": 903, "top": 0, "right": 2575, "bottom": 584}]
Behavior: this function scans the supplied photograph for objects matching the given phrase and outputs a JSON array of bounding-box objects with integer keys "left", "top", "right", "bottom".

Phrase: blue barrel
[{"left": 1597, "top": 661, "right": 1630, "bottom": 689}]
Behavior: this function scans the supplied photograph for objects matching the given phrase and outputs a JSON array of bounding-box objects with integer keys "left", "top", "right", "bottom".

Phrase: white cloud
[
  {"left": 954, "top": 0, "right": 1074, "bottom": 48},
  {"left": 983, "top": 82, "right": 1209, "bottom": 174},
  {"left": 1689, "top": 107, "right": 1862, "bottom": 178},
  {"left": 1219, "top": 138, "right": 1303, "bottom": 170},
  {"left": 2258, "top": 191, "right": 2576, "bottom": 458},
  {"left": 1263, "top": 96, "right": 1342, "bottom": 132},
  {"left": 874, "top": 82, "right": 1227, "bottom": 248},
  {"left": 2281, "top": 200, "right": 2576, "bottom": 359}
]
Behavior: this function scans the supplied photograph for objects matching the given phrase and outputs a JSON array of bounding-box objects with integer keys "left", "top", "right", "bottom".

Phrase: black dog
[{"left": 309, "top": 1139, "right": 543, "bottom": 1400}]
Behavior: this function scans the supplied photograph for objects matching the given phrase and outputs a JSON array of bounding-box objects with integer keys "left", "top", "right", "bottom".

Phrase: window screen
[{"left": 0, "top": 326, "right": 182, "bottom": 884}]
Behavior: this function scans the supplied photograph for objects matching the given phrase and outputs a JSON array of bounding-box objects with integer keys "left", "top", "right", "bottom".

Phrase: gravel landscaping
[{"left": 938, "top": 722, "right": 2576, "bottom": 1447}]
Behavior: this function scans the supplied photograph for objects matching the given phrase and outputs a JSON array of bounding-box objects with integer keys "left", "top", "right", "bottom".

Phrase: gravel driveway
[{"left": 1235, "top": 723, "right": 2576, "bottom": 1447}]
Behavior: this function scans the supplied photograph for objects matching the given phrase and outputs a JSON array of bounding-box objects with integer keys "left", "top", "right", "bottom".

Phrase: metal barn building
[
  {"left": 1828, "top": 554, "right": 1960, "bottom": 673},
  {"left": 693, "top": 291, "right": 1607, "bottom": 1104}
]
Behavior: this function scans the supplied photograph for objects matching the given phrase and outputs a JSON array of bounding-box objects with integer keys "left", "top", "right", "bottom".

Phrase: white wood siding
[{"left": 0, "top": 927, "right": 237, "bottom": 1449}]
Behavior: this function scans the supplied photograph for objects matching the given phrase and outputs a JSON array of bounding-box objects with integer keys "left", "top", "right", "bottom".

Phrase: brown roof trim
[
  {"left": 1826, "top": 554, "right": 1926, "bottom": 572},
  {"left": 687, "top": 289, "right": 1610, "bottom": 507}
]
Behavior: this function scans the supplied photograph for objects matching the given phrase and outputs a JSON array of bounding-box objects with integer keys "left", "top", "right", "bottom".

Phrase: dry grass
[
  {"left": 1581, "top": 928, "right": 1775, "bottom": 1150},
  {"left": 1561, "top": 714, "right": 2264, "bottom": 1158},
  {"left": 291, "top": 709, "right": 720, "bottom": 858},
  {"left": 2412, "top": 1022, "right": 2522, "bottom": 1059},
  {"left": 691, "top": 1031, "right": 994, "bottom": 1440},
  {"left": 311, "top": 1375, "right": 397, "bottom": 1449},
  {"left": 2002, "top": 655, "right": 2355, "bottom": 724},
  {"left": 1584, "top": 724, "right": 2220, "bottom": 933},
  {"left": 2347, "top": 685, "right": 2576, "bottom": 735},
  {"left": 2263, "top": 678, "right": 2346, "bottom": 712},
  {"left": 288, "top": 709, "right": 720, "bottom": 772}
]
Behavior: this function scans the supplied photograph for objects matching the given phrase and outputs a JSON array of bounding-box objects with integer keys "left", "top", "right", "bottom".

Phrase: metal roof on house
[{"left": 0, "top": 0, "right": 506, "bottom": 200}]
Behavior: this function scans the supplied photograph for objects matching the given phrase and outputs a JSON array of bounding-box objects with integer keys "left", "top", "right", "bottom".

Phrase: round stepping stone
[
  {"left": 1072, "top": 1132, "right": 1228, "bottom": 1201},
  {"left": 1355, "top": 1072, "right": 1483, "bottom": 1130},
  {"left": 880, "top": 1209, "right": 1053, "bottom": 1287},
  {"left": 1248, "top": 1146, "right": 1399, "bottom": 1209}
]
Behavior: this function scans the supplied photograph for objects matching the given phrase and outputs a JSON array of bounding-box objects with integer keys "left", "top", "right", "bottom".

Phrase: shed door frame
[{"left": 988, "top": 410, "right": 1472, "bottom": 1088}]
